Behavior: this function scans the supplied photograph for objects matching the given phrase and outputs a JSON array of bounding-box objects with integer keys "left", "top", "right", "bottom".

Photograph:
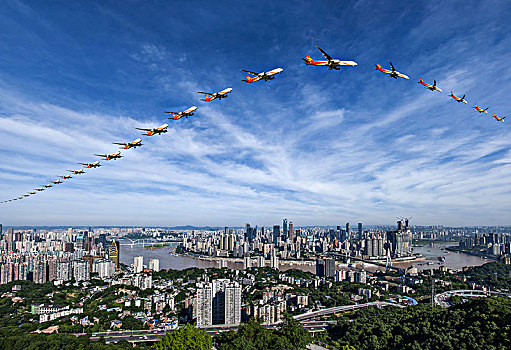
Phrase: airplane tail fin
[
  {"left": 375, "top": 63, "right": 381, "bottom": 70},
  {"left": 418, "top": 77, "right": 423, "bottom": 83}
]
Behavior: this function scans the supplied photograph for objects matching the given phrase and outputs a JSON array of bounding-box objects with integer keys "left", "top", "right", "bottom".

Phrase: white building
[
  {"left": 149, "top": 259, "right": 160, "bottom": 272},
  {"left": 134, "top": 256, "right": 144, "bottom": 273},
  {"left": 196, "top": 279, "right": 241, "bottom": 327}
]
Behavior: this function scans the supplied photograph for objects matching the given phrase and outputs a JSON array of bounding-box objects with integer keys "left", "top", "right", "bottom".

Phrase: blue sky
[{"left": 1, "top": 0, "right": 511, "bottom": 226}]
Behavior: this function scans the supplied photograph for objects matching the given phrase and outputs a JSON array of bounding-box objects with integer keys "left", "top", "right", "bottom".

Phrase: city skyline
[{"left": 2, "top": 1, "right": 511, "bottom": 226}]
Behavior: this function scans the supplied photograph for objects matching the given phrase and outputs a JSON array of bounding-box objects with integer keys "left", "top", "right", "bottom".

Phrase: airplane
[
  {"left": 493, "top": 113, "right": 505, "bottom": 122},
  {"left": 302, "top": 46, "right": 357, "bottom": 70},
  {"left": 29, "top": 191, "right": 36, "bottom": 195},
  {"left": 35, "top": 188, "right": 45, "bottom": 192},
  {"left": 241, "top": 68, "right": 283, "bottom": 83},
  {"left": 449, "top": 91, "right": 467, "bottom": 104},
  {"left": 79, "top": 161, "right": 102, "bottom": 168},
  {"left": 113, "top": 138, "right": 143, "bottom": 149},
  {"left": 375, "top": 60, "right": 409, "bottom": 80},
  {"left": 58, "top": 175, "right": 73, "bottom": 179},
  {"left": 68, "top": 169, "right": 85, "bottom": 175},
  {"left": 163, "top": 107, "right": 197, "bottom": 120},
  {"left": 23, "top": 194, "right": 30, "bottom": 197},
  {"left": 95, "top": 151, "right": 122, "bottom": 160},
  {"left": 17, "top": 197, "right": 23, "bottom": 200},
  {"left": 197, "top": 88, "right": 233, "bottom": 102},
  {"left": 51, "top": 180, "right": 63, "bottom": 184},
  {"left": 418, "top": 78, "right": 442, "bottom": 92},
  {"left": 43, "top": 184, "right": 53, "bottom": 188},
  {"left": 474, "top": 104, "right": 489, "bottom": 114},
  {"left": 136, "top": 124, "right": 169, "bottom": 136}
]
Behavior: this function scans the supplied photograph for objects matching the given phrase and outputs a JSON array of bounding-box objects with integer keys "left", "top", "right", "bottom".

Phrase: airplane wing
[
  {"left": 135, "top": 128, "right": 152, "bottom": 131},
  {"left": 197, "top": 91, "right": 213, "bottom": 95},
  {"left": 389, "top": 60, "right": 396, "bottom": 71},
  {"left": 316, "top": 46, "right": 333, "bottom": 61},
  {"left": 113, "top": 142, "right": 126, "bottom": 145},
  {"left": 241, "top": 69, "right": 260, "bottom": 76},
  {"left": 162, "top": 111, "right": 177, "bottom": 114}
]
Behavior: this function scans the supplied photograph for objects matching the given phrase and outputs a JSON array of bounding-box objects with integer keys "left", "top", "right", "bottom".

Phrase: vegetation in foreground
[{"left": 327, "top": 297, "right": 511, "bottom": 350}]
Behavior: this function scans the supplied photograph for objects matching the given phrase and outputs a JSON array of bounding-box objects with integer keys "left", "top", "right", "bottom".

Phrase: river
[
  {"left": 394, "top": 242, "right": 489, "bottom": 272},
  {"left": 120, "top": 241, "right": 488, "bottom": 273}
]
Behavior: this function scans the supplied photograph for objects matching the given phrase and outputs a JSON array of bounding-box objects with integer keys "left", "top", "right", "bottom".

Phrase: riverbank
[{"left": 446, "top": 246, "right": 497, "bottom": 261}]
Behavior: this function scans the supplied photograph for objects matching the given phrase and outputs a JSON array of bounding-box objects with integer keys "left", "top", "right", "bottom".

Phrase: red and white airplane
[
  {"left": 493, "top": 113, "right": 505, "bottom": 122},
  {"left": 375, "top": 61, "right": 409, "bottom": 80},
  {"left": 68, "top": 169, "right": 85, "bottom": 175},
  {"left": 58, "top": 175, "right": 72, "bottom": 179},
  {"left": 302, "top": 46, "right": 357, "bottom": 70},
  {"left": 43, "top": 184, "right": 53, "bottom": 188},
  {"left": 241, "top": 68, "right": 283, "bottom": 83},
  {"left": 163, "top": 107, "right": 197, "bottom": 120},
  {"left": 198, "top": 88, "right": 233, "bottom": 102},
  {"left": 136, "top": 124, "right": 169, "bottom": 135},
  {"left": 473, "top": 104, "right": 489, "bottom": 114},
  {"left": 113, "top": 138, "right": 143, "bottom": 149},
  {"left": 449, "top": 91, "right": 467, "bottom": 104},
  {"left": 95, "top": 151, "right": 122, "bottom": 160},
  {"left": 51, "top": 180, "right": 63, "bottom": 184},
  {"left": 79, "top": 161, "right": 101, "bottom": 168},
  {"left": 418, "top": 78, "right": 442, "bottom": 92}
]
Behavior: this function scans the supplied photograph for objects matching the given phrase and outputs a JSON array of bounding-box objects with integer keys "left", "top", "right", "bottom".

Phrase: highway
[
  {"left": 293, "top": 301, "right": 404, "bottom": 321},
  {"left": 434, "top": 289, "right": 511, "bottom": 308},
  {"left": 86, "top": 302, "right": 401, "bottom": 344}
]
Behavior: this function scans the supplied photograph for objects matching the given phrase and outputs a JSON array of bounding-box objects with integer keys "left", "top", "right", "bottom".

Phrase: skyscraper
[
  {"left": 283, "top": 219, "right": 288, "bottom": 239},
  {"left": 196, "top": 279, "right": 241, "bottom": 327},
  {"left": 273, "top": 225, "right": 280, "bottom": 243},
  {"left": 134, "top": 256, "right": 144, "bottom": 273},
  {"left": 346, "top": 223, "right": 350, "bottom": 240},
  {"left": 108, "top": 241, "right": 120, "bottom": 269},
  {"left": 246, "top": 223, "right": 255, "bottom": 243},
  {"left": 149, "top": 259, "right": 160, "bottom": 272},
  {"left": 316, "top": 258, "right": 335, "bottom": 278},
  {"left": 358, "top": 223, "right": 363, "bottom": 240},
  {"left": 289, "top": 222, "right": 294, "bottom": 242}
]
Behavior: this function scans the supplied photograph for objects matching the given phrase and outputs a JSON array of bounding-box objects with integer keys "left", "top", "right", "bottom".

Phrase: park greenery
[
  {"left": 152, "top": 323, "right": 212, "bottom": 350},
  {"left": 461, "top": 262, "right": 511, "bottom": 291},
  {"left": 214, "top": 314, "right": 312, "bottom": 350},
  {"left": 327, "top": 297, "right": 511, "bottom": 350}
]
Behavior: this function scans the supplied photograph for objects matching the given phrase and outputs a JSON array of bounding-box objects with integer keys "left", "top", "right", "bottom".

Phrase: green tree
[
  {"left": 152, "top": 324, "right": 212, "bottom": 350},
  {"left": 277, "top": 314, "right": 312, "bottom": 350}
]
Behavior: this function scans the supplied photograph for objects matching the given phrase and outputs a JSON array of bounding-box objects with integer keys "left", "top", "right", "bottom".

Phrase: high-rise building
[
  {"left": 73, "top": 260, "right": 90, "bottom": 282},
  {"left": 196, "top": 283, "right": 213, "bottom": 326},
  {"left": 273, "top": 225, "right": 280, "bottom": 243},
  {"left": 346, "top": 223, "right": 350, "bottom": 240},
  {"left": 108, "top": 241, "right": 120, "bottom": 269},
  {"left": 316, "top": 258, "right": 335, "bottom": 278},
  {"left": 134, "top": 256, "right": 144, "bottom": 273},
  {"left": 246, "top": 223, "right": 255, "bottom": 243},
  {"left": 283, "top": 219, "right": 288, "bottom": 239},
  {"left": 358, "top": 223, "right": 363, "bottom": 240},
  {"left": 289, "top": 222, "right": 294, "bottom": 242},
  {"left": 98, "top": 234, "right": 107, "bottom": 248},
  {"left": 149, "top": 259, "right": 160, "bottom": 272},
  {"left": 386, "top": 221, "right": 412, "bottom": 257}
]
